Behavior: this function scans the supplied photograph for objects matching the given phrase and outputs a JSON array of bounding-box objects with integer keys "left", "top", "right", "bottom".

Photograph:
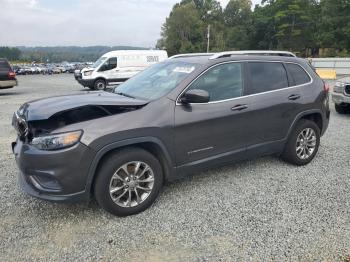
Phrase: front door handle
[
  {"left": 231, "top": 104, "right": 248, "bottom": 111},
  {"left": 288, "top": 94, "right": 301, "bottom": 101}
]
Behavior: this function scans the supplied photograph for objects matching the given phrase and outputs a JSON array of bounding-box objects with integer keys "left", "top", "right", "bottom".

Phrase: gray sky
[{"left": 0, "top": 0, "right": 261, "bottom": 47}]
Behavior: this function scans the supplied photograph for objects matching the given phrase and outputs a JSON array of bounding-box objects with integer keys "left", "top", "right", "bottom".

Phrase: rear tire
[
  {"left": 94, "top": 148, "right": 163, "bottom": 216},
  {"left": 94, "top": 79, "right": 106, "bottom": 90},
  {"left": 335, "top": 104, "right": 349, "bottom": 114},
  {"left": 281, "top": 119, "right": 320, "bottom": 166}
]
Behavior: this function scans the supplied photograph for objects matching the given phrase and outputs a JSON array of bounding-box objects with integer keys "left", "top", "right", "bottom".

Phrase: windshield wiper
[{"left": 115, "top": 92, "right": 136, "bottom": 99}]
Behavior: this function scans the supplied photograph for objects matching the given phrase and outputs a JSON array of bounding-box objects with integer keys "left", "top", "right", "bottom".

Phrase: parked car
[
  {"left": 332, "top": 77, "right": 350, "bottom": 114},
  {"left": 22, "top": 67, "right": 32, "bottom": 75},
  {"left": 12, "top": 52, "right": 330, "bottom": 216},
  {"left": 51, "top": 67, "right": 61, "bottom": 74},
  {"left": 62, "top": 64, "right": 75, "bottom": 73},
  {"left": 0, "top": 58, "right": 17, "bottom": 89},
  {"left": 75, "top": 50, "right": 168, "bottom": 90},
  {"left": 41, "top": 66, "right": 53, "bottom": 75},
  {"left": 55, "top": 66, "right": 65, "bottom": 73},
  {"left": 29, "top": 66, "right": 37, "bottom": 74},
  {"left": 12, "top": 66, "right": 20, "bottom": 74},
  {"left": 13, "top": 65, "right": 30, "bottom": 75},
  {"left": 17, "top": 67, "right": 27, "bottom": 75}
]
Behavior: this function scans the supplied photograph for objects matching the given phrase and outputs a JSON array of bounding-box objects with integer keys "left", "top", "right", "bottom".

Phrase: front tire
[
  {"left": 281, "top": 119, "right": 320, "bottom": 166},
  {"left": 94, "top": 79, "right": 106, "bottom": 90},
  {"left": 94, "top": 148, "right": 163, "bottom": 216},
  {"left": 335, "top": 104, "right": 349, "bottom": 114}
]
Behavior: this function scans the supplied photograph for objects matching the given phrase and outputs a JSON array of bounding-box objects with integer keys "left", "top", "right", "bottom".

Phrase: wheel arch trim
[
  {"left": 85, "top": 137, "right": 174, "bottom": 194},
  {"left": 94, "top": 77, "right": 107, "bottom": 85},
  {"left": 286, "top": 109, "right": 325, "bottom": 139}
]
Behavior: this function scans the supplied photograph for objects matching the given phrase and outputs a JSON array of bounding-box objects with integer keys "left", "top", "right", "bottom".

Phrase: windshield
[
  {"left": 115, "top": 61, "right": 198, "bottom": 100},
  {"left": 92, "top": 56, "right": 108, "bottom": 68}
]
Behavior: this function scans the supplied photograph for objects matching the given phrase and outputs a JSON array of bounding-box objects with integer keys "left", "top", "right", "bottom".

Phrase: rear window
[
  {"left": 285, "top": 63, "right": 311, "bottom": 86},
  {"left": 247, "top": 62, "right": 289, "bottom": 95},
  {"left": 0, "top": 60, "right": 10, "bottom": 70}
]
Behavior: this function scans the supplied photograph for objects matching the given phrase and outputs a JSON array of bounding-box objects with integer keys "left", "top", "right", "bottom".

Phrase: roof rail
[
  {"left": 168, "top": 53, "right": 215, "bottom": 59},
  {"left": 209, "top": 50, "right": 297, "bottom": 60}
]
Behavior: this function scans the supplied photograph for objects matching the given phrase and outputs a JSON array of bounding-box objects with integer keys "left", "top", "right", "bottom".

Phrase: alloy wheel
[
  {"left": 295, "top": 128, "right": 317, "bottom": 160},
  {"left": 109, "top": 161, "right": 154, "bottom": 208}
]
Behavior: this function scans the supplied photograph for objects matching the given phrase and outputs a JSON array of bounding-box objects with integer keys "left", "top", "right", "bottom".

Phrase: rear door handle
[
  {"left": 288, "top": 94, "right": 301, "bottom": 101},
  {"left": 231, "top": 104, "right": 248, "bottom": 111}
]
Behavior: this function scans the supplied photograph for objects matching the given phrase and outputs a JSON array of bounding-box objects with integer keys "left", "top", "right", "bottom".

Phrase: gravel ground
[{"left": 0, "top": 74, "right": 350, "bottom": 262}]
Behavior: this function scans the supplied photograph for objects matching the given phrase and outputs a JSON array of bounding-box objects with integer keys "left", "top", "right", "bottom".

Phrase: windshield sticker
[{"left": 173, "top": 66, "right": 195, "bottom": 74}]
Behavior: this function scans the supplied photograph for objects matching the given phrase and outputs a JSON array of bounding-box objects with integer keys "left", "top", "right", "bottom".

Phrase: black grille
[{"left": 344, "top": 85, "right": 350, "bottom": 96}]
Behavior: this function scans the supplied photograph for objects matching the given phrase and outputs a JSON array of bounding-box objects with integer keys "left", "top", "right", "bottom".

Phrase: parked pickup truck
[
  {"left": 332, "top": 77, "right": 350, "bottom": 114},
  {"left": 0, "top": 58, "right": 17, "bottom": 89}
]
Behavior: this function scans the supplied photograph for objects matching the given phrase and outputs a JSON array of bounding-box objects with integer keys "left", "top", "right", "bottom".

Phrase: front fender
[{"left": 85, "top": 136, "right": 175, "bottom": 194}]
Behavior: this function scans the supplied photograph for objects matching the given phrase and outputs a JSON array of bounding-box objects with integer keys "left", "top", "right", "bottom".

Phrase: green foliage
[
  {"left": 317, "top": 0, "right": 350, "bottom": 50},
  {"left": 224, "top": 0, "right": 252, "bottom": 50},
  {"left": 157, "top": 0, "right": 225, "bottom": 55},
  {"left": 158, "top": 0, "right": 350, "bottom": 57},
  {"left": 0, "top": 47, "right": 21, "bottom": 60},
  {"left": 266, "top": 0, "right": 315, "bottom": 51},
  {"left": 158, "top": 2, "right": 205, "bottom": 55}
]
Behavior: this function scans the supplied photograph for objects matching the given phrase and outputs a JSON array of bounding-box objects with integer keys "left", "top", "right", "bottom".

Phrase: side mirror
[
  {"left": 112, "top": 85, "right": 118, "bottom": 93},
  {"left": 180, "top": 89, "right": 210, "bottom": 104}
]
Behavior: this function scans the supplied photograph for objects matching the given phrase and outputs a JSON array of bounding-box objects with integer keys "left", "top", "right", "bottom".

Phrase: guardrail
[{"left": 311, "top": 58, "right": 350, "bottom": 75}]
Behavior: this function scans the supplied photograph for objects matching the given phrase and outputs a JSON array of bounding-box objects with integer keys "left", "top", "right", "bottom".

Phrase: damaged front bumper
[
  {"left": 12, "top": 138, "right": 95, "bottom": 203},
  {"left": 74, "top": 73, "right": 94, "bottom": 88}
]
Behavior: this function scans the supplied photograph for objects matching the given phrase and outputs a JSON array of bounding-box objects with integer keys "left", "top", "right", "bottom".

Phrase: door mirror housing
[{"left": 181, "top": 89, "right": 210, "bottom": 104}]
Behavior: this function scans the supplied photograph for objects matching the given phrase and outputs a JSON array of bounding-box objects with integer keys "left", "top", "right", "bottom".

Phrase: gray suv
[{"left": 12, "top": 53, "right": 330, "bottom": 216}]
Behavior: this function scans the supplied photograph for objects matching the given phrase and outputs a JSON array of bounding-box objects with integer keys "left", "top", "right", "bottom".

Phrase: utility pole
[{"left": 207, "top": 24, "right": 210, "bottom": 53}]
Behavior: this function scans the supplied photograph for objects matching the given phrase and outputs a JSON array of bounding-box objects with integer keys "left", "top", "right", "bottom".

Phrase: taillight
[
  {"left": 324, "top": 82, "right": 330, "bottom": 93},
  {"left": 8, "top": 71, "right": 16, "bottom": 78}
]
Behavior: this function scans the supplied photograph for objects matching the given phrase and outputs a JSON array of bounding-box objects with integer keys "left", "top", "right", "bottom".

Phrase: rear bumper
[
  {"left": 12, "top": 139, "right": 95, "bottom": 203},
  {"left": 332, "top": 92, "right": 350, "bottom": 105},
  {"left": 322, "top": 109, "right": 330, "bottom": 136},
  {"left": 0, "top": 79, "right": 17, "bottom": 89}
]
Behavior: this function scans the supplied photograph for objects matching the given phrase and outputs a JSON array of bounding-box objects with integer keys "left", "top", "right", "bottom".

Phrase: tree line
[
  {"left": 157, "top": 0, "right": 350, "bottom": 57},
  {"left": 0, "top": 47, "right": 21, "bottom": 61},
  {"left": 0, "top": 46, "right": 147, "bottom": 63}
]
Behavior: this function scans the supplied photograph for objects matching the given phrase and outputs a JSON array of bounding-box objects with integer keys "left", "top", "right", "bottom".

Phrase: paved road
[{"left": 0, "top": 74, "right": 349, "bottom": 261}]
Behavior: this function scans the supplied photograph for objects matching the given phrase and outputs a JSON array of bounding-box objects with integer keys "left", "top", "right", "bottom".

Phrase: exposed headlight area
[
  {"left": 83, "top": 70, "right": 93, "bottom": 76},
  {"left": 31, "top": 130, "right": 83, "bottom": 150},
  {"left": 12, "top": 112, "right": 28, "bottom": 139},
  {"left": 334, "top": 82, "right": 345, "bottom": 93}
]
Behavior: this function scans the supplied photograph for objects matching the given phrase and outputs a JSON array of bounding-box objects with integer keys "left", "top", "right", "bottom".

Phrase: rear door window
[
  {"left": 285, "top": 63, "right": 311, "bottom": 86},
  {"left": 247, "top": 62, "right": 289, "bottom": 95}
]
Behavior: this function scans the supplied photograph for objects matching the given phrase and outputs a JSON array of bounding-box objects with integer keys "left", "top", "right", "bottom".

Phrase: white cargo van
[{"left": 74, "top": 50, "right": 168, "bottom": 90}]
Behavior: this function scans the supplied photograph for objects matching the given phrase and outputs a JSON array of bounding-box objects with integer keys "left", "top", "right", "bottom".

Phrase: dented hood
[{"left": 21, "top": 91, "right": 147, "bottom": 121}]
